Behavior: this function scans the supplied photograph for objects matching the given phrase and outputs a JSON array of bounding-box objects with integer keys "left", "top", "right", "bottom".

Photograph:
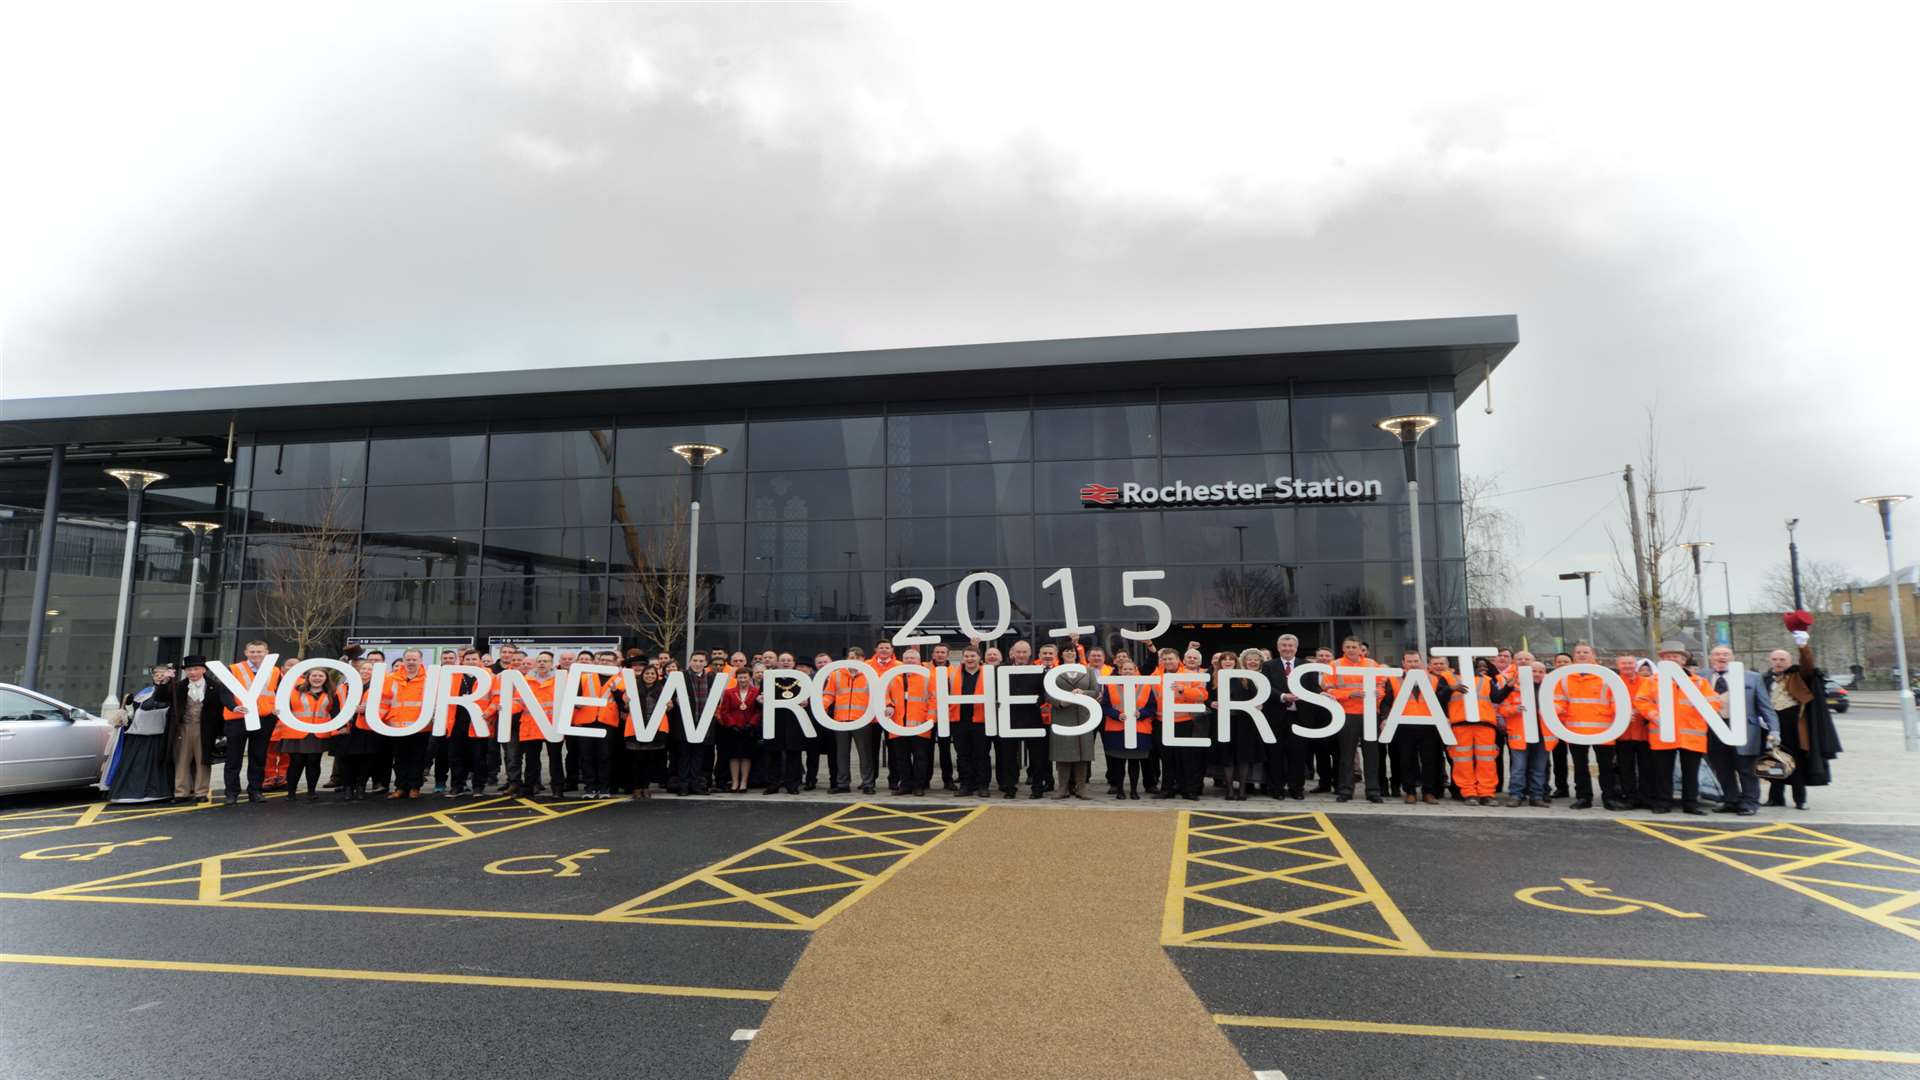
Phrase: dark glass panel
[
  {"left": 887, "top": 464, "right": 1031, "bottom": 518},
  {"left": 612, "top": 475, "right": 746, "bottom": 524},
  {"left": 1033, "top": 404, "right": 1157, "bottom": 460},
  {"left": 361, "top": 533, "right": 483, "bottom": 579},
  {"left": 478, "top": 575, "right": 609, "bottom": 626},
  {"left": 246, "top": 488, "right": 365, "bottom": 531},
  {"left": 363, "top": 483, "right": 485, "bottom": 533},
  {"left": 1032, "top": 512, "right": 1162, "bottom": 567},
  {"left": 481, "top": 528, "right": 612, "bottom": 575},
  {"left": 887, "top": 515, "right": 1032, "bottom": 569},
  {"left": 355, "top": 579, "right": 478, "bottom": 627},
  {"left": 748, "top": 469, "right": 883, "bottom": 522},
  {"left": 611, "top": 522, "right": 744, "bottom": 577},
  {"left": 748, "top": 416, "right": 884, "bottom": 470},
  {"left": 251, "top": 440, "right": 366, "bottom": 490},
  {"left": 747, "top": 519, "right": 882, "bottom": 573},
  {"left": 368, "top": 434, "right": 488, "bottom": 485},
  {"left": 486, "top": 429, "right": 614, "bottom": 480},
  {"left": 484, "top": 479, "right": 610, "bottom": 529},
  {"left": 886, "top": 410, "right": 1031, "bottom": 465},
  {"left": 1157, "top": 508, "right": 1295, "bottom": 565},
  {"left": 1161, "top": 399, "right": 1289, "bottom": 456}
]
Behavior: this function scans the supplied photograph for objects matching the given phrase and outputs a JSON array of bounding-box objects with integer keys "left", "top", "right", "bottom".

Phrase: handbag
[{"left": 1755, "top": 746, "right": 1796, "bottom": 781}]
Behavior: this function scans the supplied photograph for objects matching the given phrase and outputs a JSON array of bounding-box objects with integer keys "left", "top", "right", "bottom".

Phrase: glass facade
[{"left": 0, "top": 381, "right": 1467, "bottom": 702}]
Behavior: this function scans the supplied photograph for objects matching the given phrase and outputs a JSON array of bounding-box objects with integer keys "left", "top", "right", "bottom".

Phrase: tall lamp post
[
  {"left": 1542, "top": 594, "right": 1567, "bottom": 648},
  {"left": 1558, "top": 570, "right": 1599, "bottom": 647},
  {"left": 670, "top": 443, "right": 726, "bottom": 670},
  {"left": 179, "top": 521, "right": 221, "bottom": 656},
  {"left": 103, "top": 468, "right": 168, "bottom": 709},
  {"left": 1680, "top": 540, "right": 1712, "bottom": 655},
  {"left": 1786, "top": 517, "right": 1804, "bottom": 610},
  {"left": 1376, "top": 414, "right": 1440, "bottom": 658},
  {"left": 1705, "top": 558, "right": 1734, "bottom": 651},
  {"left": 1856, "top": 495, "right": 1918, "bottom": 752}
]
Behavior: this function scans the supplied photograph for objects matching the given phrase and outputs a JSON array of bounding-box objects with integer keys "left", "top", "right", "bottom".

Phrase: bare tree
[
  {"left": 1213, "top": 565, "right": 1293, "bottom": 617},
  {"left": 614, "top": 492, "right": 709, "bottom": 657},
  {"left": 1760, "top": 558, "right": 1853, "bottom": 614},
  {"left": 1461, "top": 473, "right": 1520, "bottom": 642},
  {"left": 1607, "top": 412, "right": 1697, "bottom": 643},
  {"left": 253, "top": 482, "right": 364, "bottom": 658}
]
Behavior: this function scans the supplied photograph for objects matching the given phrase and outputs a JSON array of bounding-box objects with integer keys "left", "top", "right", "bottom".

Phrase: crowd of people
[{"left": 102, "top": 627, "right": 1844, "bottom": 816}]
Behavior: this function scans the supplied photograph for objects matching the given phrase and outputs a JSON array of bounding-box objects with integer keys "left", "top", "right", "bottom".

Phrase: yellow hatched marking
[
  {"left": 34, "top": 798, "right": 616, "bottom": 902},
  {"left": 0, "top": 797, "right": 236, "bottom": 842},
  {"left": 595, "top": 802, "right": 982, "bottom": 930},
  {"left": 1625, "top": 819, "right": 1920, "bottom": 947},
  {"left": 1162, "top": 811, "right": 1428, "bottom": 952}
]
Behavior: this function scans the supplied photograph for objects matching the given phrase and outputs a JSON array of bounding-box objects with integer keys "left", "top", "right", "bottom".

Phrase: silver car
[{"left": 0, "top": 683, "right": 112, "bottom": 795}]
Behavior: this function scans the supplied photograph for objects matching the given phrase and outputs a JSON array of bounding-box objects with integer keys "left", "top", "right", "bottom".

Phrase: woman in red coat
[{"left": 714, "top": 669, "right": 761, "bottom": 793}]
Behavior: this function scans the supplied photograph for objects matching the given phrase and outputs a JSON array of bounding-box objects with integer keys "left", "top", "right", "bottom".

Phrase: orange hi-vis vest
[
  {"left": 1388, "top": 669, "right": 1446, "bottom": 717},
  {"left": 1446, "top": 673, "right": 1498, "bottom": 725},
  {"left": 1326, "top": 657, "right": 1382, "bottom": 715},
  {"left": 381, "top": 666, "right": 431, "bottom": 730},
  {"left": 1618, "top": 675, "right": 1650, "bottom": 741},
  {"left": 222, "top": 661, "right": 282, "bottom": 721},
  {"left": 1105, "top": 682, "right": 1154, "bottom": 734},
  {"left": 571, "top": 670, "right": 609, "bottom": 728},
  {"left": 946, "top": 665, "right": 989, "bottom": 726},
  {"left": 1161, "top": 669, "right": 1208, "bottom": 724},
  {"left": 1636, "top": 673, "right": 1717, "bottom": 753},
  {"left": 825, "top": 664, "right": 873, "bottom": 723},
  {"left": 515, "top": 675, "right": 558, "bottom": 742},
  {"left": 1554, "top": 670, "right": 1626, "bottom": 743},
  {"left": 885, "top": 665, "right": 935, "bottom": 738},
  {"left": 1500, "top": 676, "right": 1558, "bottom": 750},
  {"left": 275, "top": 685, "right": 343, "bottom": 741},
  {"left": 444, "top": 674, "right": 499, "bottom": 733}
]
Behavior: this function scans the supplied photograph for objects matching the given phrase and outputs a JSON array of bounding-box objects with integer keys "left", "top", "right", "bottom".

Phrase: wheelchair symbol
[
  {"left": 1514, "top": 877, "right": 1704, "bottom": 919},
  {"left": 21, "top": 835, "right": 172, "bottom": 862},
  {"left": 483, "top": 848, "right": 609, "bottom": 879}
]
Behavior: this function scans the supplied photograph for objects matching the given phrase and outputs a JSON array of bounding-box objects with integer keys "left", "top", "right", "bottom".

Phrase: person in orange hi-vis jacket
[
  {"left": 1554, "top": 641, "right": 1632, "bottom": 811},
  {"left": 509, "top": 652, "right": 564, "bottom": 799},
  {"left": 441, "top": 648, "right": 497, "bottom": 798},
  {"left": 1501, "top": 651, "right": 1556, "bottom": 807},
  {"left": 1446, "top": 661, "right": 1507, "bottom": 805},
  {"left": 824, "top": 645, "right": 878, "bottom": 795},
  {"left": 1636, "top": 641, "right": 1720, "bottom": 815},
  {"left": 883, "top": 648, "right": 936, "bottom": 797},
  {"left": 1325, "top": 636, "right": 1388, "bottom": 803},
  {"left": 218, "top": 639, "right": 282, "bottom": 805},
  {"left": 1387, "top": 651, "right": 1452, "bottom": 805},
  {"left": 1612, "top": 653, "right": 1655, "bottom": 809},
  {"left": 380, "top": 649, "right": 433, "bottom": 800},
  {"left": 275, "top": 667, "right": 341, "bottom": 802}
]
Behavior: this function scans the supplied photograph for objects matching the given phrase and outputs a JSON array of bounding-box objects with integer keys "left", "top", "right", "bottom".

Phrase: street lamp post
[
  {"left": 104, "top": 468, "right": 168, "bottom": 709},
  {"left": 1558, "top": 570, "right": 1599, "bottom": 648},
  {"left": 179, "top": 522, "right": 221, "bottom": 656},
  {"left": 1542, "top": 594, "right": 1567, "bottom": 648},
  {"left": 1680, "top": 540, "right": 1713, "bottom": 655},
  {"left": 1376, "top": 414, "right": 1440, "bottom": 658},
  {"left": 1786, "top": 518, "right": 1804, "bottom": 610},
  {"left": 1705, "top": 559, "right": 1734, "bottom": 652},
  {"left": 1856, "top": 495, "right": 1918, "bottom": 752},
  {"left": 670, "top": 443, "right": 726, "bottom": 670}
]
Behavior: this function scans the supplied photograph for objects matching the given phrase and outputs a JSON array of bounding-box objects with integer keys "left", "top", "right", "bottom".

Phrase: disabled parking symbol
[
  {"left": 1514, "top": 877, "right": 1704, "bottom": 919},
  {"left": 20, "top": 835, "right": 172, "bottom": 862},
  {"left": 483, "top": 848, "right": 609, "bottom": 879}
]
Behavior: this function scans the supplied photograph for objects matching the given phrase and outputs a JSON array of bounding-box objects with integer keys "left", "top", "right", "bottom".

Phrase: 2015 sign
[{"left": 887, "top": 568, "right": 1169, "bottom": 645}]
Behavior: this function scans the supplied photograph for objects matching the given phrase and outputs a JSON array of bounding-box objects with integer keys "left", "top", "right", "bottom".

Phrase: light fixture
[
  {"left": 670, "top": 443, "right": 726, "bottom": 468},
  {"left": 105, "top": 467, "right": 168, "bottom": 491},
  {"left": 1857, "top": 494, "right": 1912, "bottom": 509},
  {"left": 44, "top": 608, "right": 60, "bottom": 617},
  {"left": 1374, "top": 414, "right": 1440, "bottom": 441}
]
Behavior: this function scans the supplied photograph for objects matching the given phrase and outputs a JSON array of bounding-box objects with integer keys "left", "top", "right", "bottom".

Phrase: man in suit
[
  {"left": 1265, "top": 633, "right": 1308, "bottom": 799},
  {"left": 1704, "top": 644, "right": 1778, "bottom": 816}
]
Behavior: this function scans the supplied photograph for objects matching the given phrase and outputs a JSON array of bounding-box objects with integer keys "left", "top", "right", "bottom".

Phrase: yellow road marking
[
  {"left": 1174, "top": 939, "right": 1920, "bottom": 980},
  {"left": 483, "top": 848, "right": 609, "bottom": 878},
  {"left": 0, "top": 952, "right": 776, "bottom": 1001},
  {"left": 33, "top": 797, "right": 618, "bottom": 903},
  {"left": 1162, "top": 810, "right": 1427, "bottom": 951},
  {"left": 0, "top": 797, "right": 237, "bottom": 842},
  {"left": 595, "top": 802, "right": 983, "bottom": 930},
  {"left": 20, "top": 835, "right": 172, "bottom": 862},
  {"left": 1625, "top": 819, "right": 1920, "bottom": 946},
  {"left": 1212, "top": 1014, "right": 1920, "bottom": 1065},
  {"left": 1514, "top": 877, "right": 1703, "bottom": 919}
]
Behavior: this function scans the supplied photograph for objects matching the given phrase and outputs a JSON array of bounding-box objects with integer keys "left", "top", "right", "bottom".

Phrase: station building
[{"left": 0, "top": 315, "right": 1517, "bottom": 703}]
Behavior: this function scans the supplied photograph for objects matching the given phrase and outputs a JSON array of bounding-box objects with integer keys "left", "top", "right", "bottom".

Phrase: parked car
[
  {"left": 0, "top": 683, "right": 111, "bottom": 795},
  {"left": 1825, "top": 684, "right": 1850, "bottom": 714}
]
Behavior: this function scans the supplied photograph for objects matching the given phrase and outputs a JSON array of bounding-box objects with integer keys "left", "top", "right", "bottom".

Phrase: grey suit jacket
[{"left": 1712, "top": 668, "right": 1778, "bottom": 751}]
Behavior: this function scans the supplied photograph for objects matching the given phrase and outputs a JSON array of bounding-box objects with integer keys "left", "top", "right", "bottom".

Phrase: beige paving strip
[{"left": 732, "top": 807, "right": 1249, "bottom": 1080}]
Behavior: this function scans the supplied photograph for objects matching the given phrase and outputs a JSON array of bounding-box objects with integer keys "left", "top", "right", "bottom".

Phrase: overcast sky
[{"left": 3, "top": 3, "right": 1916, "bottom": 616}]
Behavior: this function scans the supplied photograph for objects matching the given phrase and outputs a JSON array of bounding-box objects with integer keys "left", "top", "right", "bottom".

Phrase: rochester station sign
[{"left": 1080, "top": 475, "right": 1383, "bottom": 509}]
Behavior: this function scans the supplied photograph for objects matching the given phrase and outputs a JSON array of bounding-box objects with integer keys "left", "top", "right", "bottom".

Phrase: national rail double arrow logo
[{"left": 1079, "top": 482, "right": 1119, "bottom": 506}]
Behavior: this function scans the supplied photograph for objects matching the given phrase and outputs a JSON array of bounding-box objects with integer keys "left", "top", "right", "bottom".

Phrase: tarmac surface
[{"left": 2, "top": 777, "right": 1918, "bottom": 1079}]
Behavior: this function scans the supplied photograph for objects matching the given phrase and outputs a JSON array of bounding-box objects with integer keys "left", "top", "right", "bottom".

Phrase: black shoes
[
  {"left": 1366, "top": 795, "right": 1384, "bottom": 804},
  {"left": 1569, "top": 798, "right": 1593, "bottom": 810},
  {"left": 1335, "top": 794, "right": 1352, "bottom": 803},
  {"left": 1682, "top": 805, "right": 1707, "bottom": 815}
]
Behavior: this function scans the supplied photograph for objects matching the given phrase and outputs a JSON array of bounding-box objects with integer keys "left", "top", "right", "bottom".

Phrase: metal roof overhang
[{"left": 0, "top": 314, "right": 1516, "bottom": 449}]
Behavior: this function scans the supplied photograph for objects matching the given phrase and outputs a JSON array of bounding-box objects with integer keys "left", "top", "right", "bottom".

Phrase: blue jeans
[{"left": 1507, "top": 744, "right": 1548, "bottom": 799}]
